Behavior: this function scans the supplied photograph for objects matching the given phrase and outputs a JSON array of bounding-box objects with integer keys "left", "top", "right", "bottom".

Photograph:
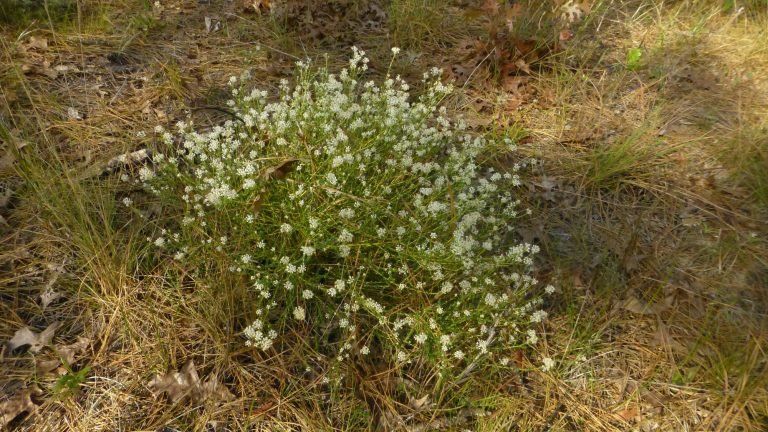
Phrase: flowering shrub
[{"left": 142, "top": 48, "right": 550, "bottom": 375}]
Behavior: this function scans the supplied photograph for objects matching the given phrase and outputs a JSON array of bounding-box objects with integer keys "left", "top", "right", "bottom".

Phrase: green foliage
[
  {"left": 141, "top": 49, "right": 551, "bottom": 379},
  {"left": 581, "top": 125, "right": 675, "bottom": 190},
  {"left": 625, "top": 47, "right": 643, "bottom": 70},
  {"left": 0, "top": 0, "right": 77, "bottom": 26},
  {"left": 52, "top": 365, "right": 91, "bottom": 399},
  {"left": 671, "top": 366, "right": 698, "bottom": 386},
  {"left": 0, "top": 0, "right": 109, "bottom": 31}
]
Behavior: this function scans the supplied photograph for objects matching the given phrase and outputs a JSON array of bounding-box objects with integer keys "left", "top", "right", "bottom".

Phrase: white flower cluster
[
  {"left": 243, "top": 319, "right": 277, "bottom": 351},
  {"left": 143, "top": 48, "right": 550, "bottom": 375}
]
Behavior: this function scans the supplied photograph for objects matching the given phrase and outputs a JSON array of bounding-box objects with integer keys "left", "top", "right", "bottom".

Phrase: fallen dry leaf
[
  {"left": 501, "top": 75, "right": 532, "bottom": 111},
  {"left": 0, "top": 138, "right": 29, "bottom": 171},
  {"left": 26, "top": 36, "right": 48, "bottom": 51},
  {"left": 613, "top": 404, "right": 641, "bottom": 423},
  {"left": 640, "top": 388, "right": 670, "bottom": 408},
  {"left": 532, "top": 175, "right": 560, "bottom": 202},
  {"left": 37, "top": 337, "right": 91, "bottom": 374},
  {"left": 6, "top": 322, "right": 60, "bottom": 354},
  {"left": 149, "top": 361, "right": 199, "bottom": 403},
  {"left": 614, "top": 295, "right": 673, "bottom": 315},
  {"left": 408, "top": 394, "right": 431, "bottom": 411},
  {"left": 245, "top": 0, "right": 272, "bottom": 14},
  {"left": 0, "top": 151, "right": 16, "bottom": 171},
  {"left": 380, "top": 409, "right": 405, "bottom": 431},
  {"left": 262, "top": 158, "right": 299, "bottom": 180},
  {"left": 0, "top": 386, "right": 42, "bottom": 429},
  {"left": 0, "top": 187, "right": 12, "bottom": 209},
  {"left": 80, "top": 148, "right": 153, "bottom": 179},
  {"left": 406, "top": 408, "right": 487, "bottom": 432},
  {"left": 40, "top": 275, "right": 63, "bottom": 309},
  {"left": 204, "top": 16, "right": 222, "bottom": 33},
  {"left": 651, "top": 318, "right": 685, "bottom": 354},
  {"left": 21, "top": 59, "right": 59, "bottom": 79},
  {"left": 148, "top": 360, "right": 235, "bottom": 404},
  {"left": 480, "top": 0, "right": 499, "bottom": 14},
  {"left": 560, "top": 0, "right": 587, "bottom": 23},
  {"left": 514, "top": 58, "right": 532, "bottom": 75}
]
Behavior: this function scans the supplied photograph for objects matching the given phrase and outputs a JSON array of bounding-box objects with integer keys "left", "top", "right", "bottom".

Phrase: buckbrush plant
[{"left": 141, "top": 47, "right": 551, "bottom": 378}]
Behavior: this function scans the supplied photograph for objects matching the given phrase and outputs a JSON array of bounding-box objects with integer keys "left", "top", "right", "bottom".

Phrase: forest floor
[{"left": 1, "top": 0, "right": 767, "bottom": 431}]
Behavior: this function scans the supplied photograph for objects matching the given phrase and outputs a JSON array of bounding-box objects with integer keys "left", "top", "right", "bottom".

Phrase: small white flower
[
  {"left": 484, "top": 293, "right": 497, "bottom": 306},
  {"left": 280, "top": 223, "right": 293, "bottom": 233},
  {"left": 360, "top": 346, "right": 370, "bottom": 355},
  {"left": 138, "top": 166, "right": 155, "bottom": 181},
  {"left": 302, "top": 289, "right": 314, "bottom": 299},
  {"left": 338, "top": 229, "right": 353, "bottom": 243},
  {"left": 122, "top": 197, "right": 133, "bottom": 207},
  {"left": 293, "top": 306, "right": 306, "bottom": 321},
  {"left": 541, "top": 357, "right": 555, "bottom": 372},
  {"left": 453, "top": 350, "right": 465, "bottom": 360},
  {"left": 545, "top": 285, "right": 556, "bottom": 295},
  {"left": 526, "top": 329, "right": 538, "bottom": 345},
  {"left": 66, "top": 107, "right": 82, "bottom": 120},
  {"left": 530, "top": 310, "right": 548, "bottom": 323},
  {"left": 391, "top": 47, "right": 401, "bottom": 55},
  {"left": 414, "top": 333, "right": 427, "bottom": 344},
  {"left": 326, "top": 173, "right": 338, "bottom": 186},
  {"left": 309, "top": 217, "right": 319, "bottom": 229},
  {"left": 339, "top": 208, "right": 354, "bottom": 219}
]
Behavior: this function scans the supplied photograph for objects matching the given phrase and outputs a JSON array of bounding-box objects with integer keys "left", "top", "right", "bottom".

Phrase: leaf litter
[
  {"left": 5, "top": 322, "right": 61, "bottom": 355},
  {"left": 39, "top": 261, "right": 67, "bottom": 309},
  {"left": 148, "top": 360, "right": 235, "bottom": 404},
  {"left": 36, "top": 337, "right": 92, "bottom": 374},
  {"left": 0, "top": 385, "right": 42, "bottom": 429},
  {"left": 614, "top": 294, "right": 674, "bottom": 315}
]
